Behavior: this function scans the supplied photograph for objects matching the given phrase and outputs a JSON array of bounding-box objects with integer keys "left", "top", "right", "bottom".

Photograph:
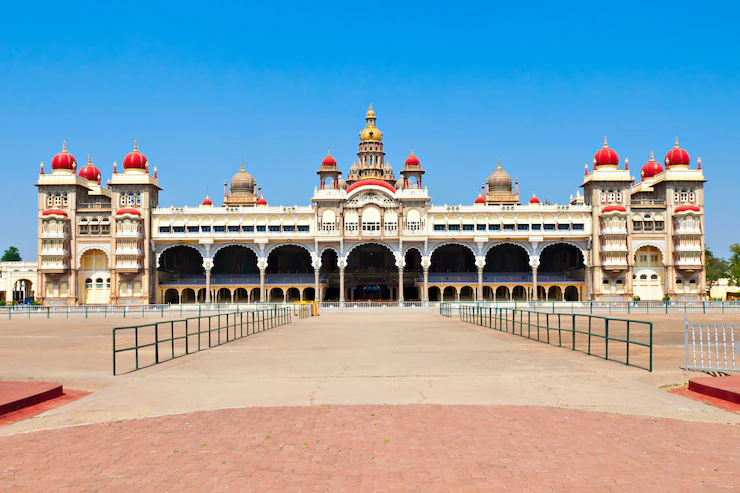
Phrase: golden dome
[
  {"left": 359, "top": 104, "right": 383, "bottom": 142},
  {"left": 486, "top": 158, "right": 512, "bottom": 192},
  {"left": 230, "top": 160, "right": 256, "bottom": 195}
]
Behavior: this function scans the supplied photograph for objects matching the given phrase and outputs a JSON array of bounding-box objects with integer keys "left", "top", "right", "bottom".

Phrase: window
[
  {"left": 503, "top": 224, "right": 515, "bottom": 231},
  {"left": 95, "top": 278, "right": 104, "bottom": 289},
  {"left": 655, "top": 221, "right": 664, "bottom": 231},
  {"left": 85, "top": 278, "right": 92, "bottom": 289},
  {"left": 531, "top": 224, "right": 542, "bottom": 231},
  {"left": 640, "top": 255, "right": 647, "bottom": 262},
  {"left": 477, "top": 224, "right": 486, "bottom": 231},
  {"left": 640, "top": 274, "right": 647, "bottom": 280},
  {"left": 616, "top": 280, "right": 623, "bottom": 285},
  {"left": 517, "top": 224, "right": 529, "bottom": 231},
  {"left": 256, "top": 225, "right": 266, "bottom": 232},
  {"left": 135, "top": 193, "right": 141, "bottom": 206},
  {"left": 644, "top": 221, "right": 653, "bottom": 231},
  {"left": 101, "top": 224, "right": 110, "bottom": 234},
  {"left": 120, "top": 195, "right": 126, "bottom": 206},
  {"left": 201, "top": 226, "right": 211, "bottom": 233},
  {"left": 159, "top": 226, "right": 171, "bottom": 233},
  {"left": 603, "top": 279, "right": 610, "bottom": 284},
  {"left": 242, "top": 225, "right": 254, "bottom": 232},
  {"left": 650, "top": 274, "right": 658, "bottom": 280},
  {"left": 489, "top": 224, "right": 501, "bottom": 231},
  {"left": 557, "top": 224, "right": 570, "bottom": 231},
  {"left": 633, "top": 221, "right": 642, "bottom": 231},
  {"left": 80, "top": 225, "right": 89, "bottom": 234},
  {"left": 448, "top": 224, "right": 460, "bottom": 231},
  {"left": 573, "top": 224, "right": 584, "bottom": 231},
  {"left": 269, "top": 225, "right": 281, "bottom": 232},
  {"left": 676, "top": 279, "right": 683, "bottom": 284},
  {"left": 544, "top": 224, "right": 555, "bottom": 230},
  {"left": 650, "top": 254, "right": 658, "bottom": 263},
  {"left": 214, "top": 225, "right": 226, "bottom": 233},
  {"left": 90, "top": 224, "right": 100, "bottom": 234},
  {"left": 689, "top": 279, "right": 697, "bottom": 284},
  {"left": 173, "top": 226, "right": 185, "bottom": 233},
  {"left": 283, "top": 225, "right": 295, "bottom": 232},
  {"left": 297, "top": 225, "right": 310, "bottom": 232},
  {"left": 462, "top": 224, "right": 474, "bottom": 231},
  {"left": 106, "top": 278, "right": 111, "bottom": 289},
  {"left": 600, "top": 191, "right": 607, "bottom": 203},
  {"left": 228, "top": 226, "right": 240, "bottom": 232},
  {"left": 188, "top": 226, "right": 199, "bottom": 233}
]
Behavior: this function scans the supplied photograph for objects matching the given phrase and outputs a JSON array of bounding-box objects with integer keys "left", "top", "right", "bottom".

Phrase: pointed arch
[{"left": 156, "top": 243, "right": 206, "bottom": 268}]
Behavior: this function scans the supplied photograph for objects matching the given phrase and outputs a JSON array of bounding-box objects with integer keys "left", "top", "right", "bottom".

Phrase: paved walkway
[{"left": 2, "top": 405, "right": 738, "bottom": 492}]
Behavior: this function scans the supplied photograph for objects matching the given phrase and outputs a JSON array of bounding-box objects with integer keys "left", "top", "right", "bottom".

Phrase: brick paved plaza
[{"left": 1, "top": 311, "right": 739, "bottom": 491}]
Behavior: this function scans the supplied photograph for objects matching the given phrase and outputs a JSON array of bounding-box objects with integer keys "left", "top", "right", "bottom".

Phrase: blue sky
[{"left": 1, "top": 1, "right": 739, "bottom": 258}]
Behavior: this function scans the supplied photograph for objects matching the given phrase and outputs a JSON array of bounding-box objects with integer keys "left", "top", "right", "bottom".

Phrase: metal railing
[
  {"left": 0, "top": 303, "right": 290, "bottom": 319},
  {"left": 112, "top": 306, "right": 292, "bottom": 375},
  {"left": 435, "top": 300, "right": 740, "bottom": 315},
  {"left": 684, "top": 314, "right": 740, "bottom": 373},
  {"left": 444, "top": 304, "right": 653, "bottom": 371}
]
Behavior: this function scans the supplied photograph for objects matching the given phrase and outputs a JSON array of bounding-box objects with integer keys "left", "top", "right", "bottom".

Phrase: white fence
[
  {"left": 684, "top": 314, "right": 740, "bottom": 373},
  {"left": 320, "top": 301, "right": 435, "bottom": 313}
]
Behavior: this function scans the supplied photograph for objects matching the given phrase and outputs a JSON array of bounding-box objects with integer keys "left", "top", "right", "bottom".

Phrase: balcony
[
  {"left": 602, "top": 259, "right": 628, "bottom": 270},
  {"left": 41, "top": 231, "right": 68, "bottom": 239},
  {"left": 116, "top": 262, "right": 142, "bottom": 273},
  {"left": 676, "top": 258, "right": 703, "bottom": 270},
  {"left": 40, "top": 248, "right": 69, "bottom": 256},
  {"left": 601, "top": 227, "right": 627, "bottom": 235},
  {"left": 674, "top": 244, "right": 703, "bottom": 252},
  {"left": 674, "top": 227, "right": 702, "bottom": 235},
  {"left": 116, "top": 230, "right": 143, "bottom": 239},
  {"left": 317, "top": 229, "right": 341, "bottom": 237},
  {"left": 115, "top": 248, "right": 143, "bottom": 256},
  {"left": 631, "top": 199, "right": 666, "bottom": 207},
  {"left": 600, "top": 244, "right": 628, "bottom": 252}
]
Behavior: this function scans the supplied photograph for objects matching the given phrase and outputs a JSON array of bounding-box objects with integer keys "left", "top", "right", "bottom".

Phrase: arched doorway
[
  {"left": 270, "top": 288, "right": 285, "bottom": 302},
  {"left": 404, "top": 248, "right": 423, "bottom": 300},
  {"left": 633, "top": 246, "right": 664, "bottom": 300},
  {"left": 346, "top": 244, "right": 395, "bottom": 301},
  {"left": 564, "top": 286, "right": 579, "bottom": 301},
  {"left": 216, "top": 288, "right": 231, "bottom": 303},
  {"left": 485, "top": 244, "right": 530, "bottom": 274},
  {"left": 213, "top": 245, "right": 258, "bottom": 276},
  {"left": 428, "top": 286, "right": 441, "bottom": 301},
  {"left": 459, "top": 286, "right": 475, "bottom": 301},
  {"left": 267, "top": 245, "right": 312, "bottom": 275},
  {"left": 79, "top": 249, "right": 110, "bottom": 304},
  {"left": 512, "top": 286, "right": 527, "bottom": 301},
  {"left": 12, "top": 279, "right": 34, "bottom": 303},
  {"left": 286, "top": 287, "right": 301, "bottom": 302},
  {"left": 430, "top": 244, "right": 476, "bottom": 274},
  {"left": 442, "top": 286, "right": 457, "bottom": 301},
  {"left": 234, "top": 287, "right": 249, "bottom": 302},
  {"left": 495, "top": 286, "right": 510, "bottom": 301},
  {"left": 181, "top": 288, "right": 196, "bottom": 303},
  {"left": 548, "top": 286, "right": 563, "bottom": 301},
  {"left": 539, "top": 244, "right": 585, "bottom": 279},
  {"left": 164, "top": 288, "right": 179, "bottom": 304},
  {"left": 303, "top": 287, "right": 316, "bottom": 301},
  {"left": 320, "top": 249, "right": 340, "bottom": 301},
  {"left": 159, "top": 246, "right": 204, "bottom": 278}
]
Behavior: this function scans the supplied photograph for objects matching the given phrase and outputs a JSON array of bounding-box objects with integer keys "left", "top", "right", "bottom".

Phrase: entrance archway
[
  {"left": 12, "top": 279, "right": 34, "bottom": 303},
  {"left": 213, "top": 245, "right": 258, "bottom": 275},
  {"left": 633, "top": 246, "right": 664, "bottom": 300},
  {"left": 346, "top": 243, "right": 395, "bottom": 301},
  {"left": 564, "top": 286, "right": 579, "bottom": 301},
  {"left": 79, "top": 249, "right": 110, "bottom": 304},
  {"left": 267, "top": 245, "right": 312, "bottom": 274},
  {"left": 485, "top": 244, "right": 530, "bottom": 273},
  {"left": 320, "top": 249, "right": 340, "bottom": 301},
  {"left": 404, "top": 248, "right": 423, "bottom": 300}
]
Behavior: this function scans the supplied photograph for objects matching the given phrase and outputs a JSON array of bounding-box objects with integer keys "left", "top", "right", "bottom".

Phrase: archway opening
[
  {"left": 482, "top": 286, "right": 494, "bottom": 300},
  {"left": 12, "top": 279, "right": 34, "bottom": 303},
  {"left": 633, "top": 246, "right": 664, "bottom": 300},
  {"left": 213, "top": 246, "right": 259, "bottom": 276},
  {"left": 79, "top": 249, "right": 110, "bottom": 304},
  {"left": 267, "top": 245, "right": 312, "bottom": 274},
  {"left": 250, "top": 287, "right": 261, "bottom": 302},
  {"left": 346, "top": 244, "right": 396, "bottom": 301},
  {"left": 495, "top": 286, "right": 510, "bottom": 301},
  {"left": 539, "top": 244, "right": 585, "bottom": 279},
  {"left": 564, "top": 286, "right": 579, "bottom": 301},
  {"left": 548, "top": 286, "right": 563, "bottom": 301},
  {"left": 442, "top": 286, "right": 457, "bottom": 301},
  {"left": 404, "top": 248, "right": 422, "bottom": 300},
  {"left": 512, "top": 286, "right": 527, "bottom": 301},
  {"left": 320, "top": 249, "right": 340, "bottom": 301},
  {"left": 234, "top": 287, "right": 249, "bottom": 302},
  {"left": 430, "top": 245, "right": 476, "bottom": 273},
  {"left": 164, "top": 288, "right": 179, "bottom": 304},
  {"left": 286, "top": 287, "right": 301, "bottom": 302},
  {"left": 159, "top": 246, "right": 204, "bottom": 280},
  {"left": 197, "top": 288, "right": 206, "bottom": 303},
  {"left": 484, "top": 244, "right": 530, "bottom": 273},
  {"left": 181, "top": 288, "right": 196, "bottom": 303},
  {"left": 460, "top": 286, "right": 475, "bottom": 301},
  {"left": 303, "top": 287, "right": 316, "bottom": 301},
  {"left": 217, "top": 288, "right": 231, "bottom": 303},
  {"left": 428, "top": 286, "right": 441, "bottom": 301},
  {"left": 270, "top": 287, "right": 285, "bottom": 302}
]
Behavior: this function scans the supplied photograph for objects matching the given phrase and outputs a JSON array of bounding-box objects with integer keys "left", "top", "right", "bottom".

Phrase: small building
[{"left": 0, "top": 261, "right": 38, "bottom": 304}]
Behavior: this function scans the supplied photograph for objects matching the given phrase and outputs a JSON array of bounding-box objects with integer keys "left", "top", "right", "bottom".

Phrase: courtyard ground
[{"left": 1, "top": 311, "right": 739, "bottom": 491}]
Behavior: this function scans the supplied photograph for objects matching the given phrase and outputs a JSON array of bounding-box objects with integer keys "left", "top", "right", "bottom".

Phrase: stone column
[
  {"left": 314, "top": 268, "right": 320, "bottom": 302},
  {"left": 532, "top": 268, "right": 538, "bottom": 301},
  {"left": 260, "top": 268, "right": 266, "bottom": 303},
  {"left": 398, "top": 267, "right": 404, "bottom": 303},
  {"left": 205, "top": 268, "right": 212, "bottom": 303},
  {"left": 423, "top": 267, "right": 429, "bottom": 303},
  {"left": 586, "top": 266, "right": 593, "bottom": 301},
  {"left": 339, "top": 267, "right": 345, "bottom": 303},
  {"left": 477, "top": 267, "right": 483, "bottom": 301}
]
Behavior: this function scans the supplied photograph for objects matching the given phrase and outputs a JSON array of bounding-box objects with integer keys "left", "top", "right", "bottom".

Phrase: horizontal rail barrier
[
  {"left": 684, "top": 314, "right": 740, "bottom": 373},
  {"left": 112, "top": 306, "right": 292, "bottom": 375},
  {"left": 434, "top": 300, "right": 740, "bottom": 315},
  {"left": 0, "top": 303, "right": 293, "bottom": 319},
  {"left": 444, "top": 303, "right": 653, "bottom": 372}
]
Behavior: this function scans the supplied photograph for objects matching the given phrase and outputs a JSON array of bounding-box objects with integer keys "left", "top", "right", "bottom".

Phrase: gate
[{"left": 684, "top": 314, "right": 740, "bottom": 373}]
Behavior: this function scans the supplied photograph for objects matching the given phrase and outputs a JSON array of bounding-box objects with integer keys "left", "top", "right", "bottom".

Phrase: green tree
[
  {"left": 1, "top": 246, "right": 21, "bottom": 261},
  {"left": 729, "top": 243, "right": 740, "bottom": 284},
  {"left": 706, "top": 248, "right": 729, "bottom": 289}
]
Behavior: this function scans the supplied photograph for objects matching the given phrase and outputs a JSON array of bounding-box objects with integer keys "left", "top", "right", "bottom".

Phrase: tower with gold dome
[{"left": 348, "top": 105, "right": 395, "bottom": 186}]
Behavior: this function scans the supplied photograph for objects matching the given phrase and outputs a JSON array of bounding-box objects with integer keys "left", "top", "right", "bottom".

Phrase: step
[
  {"left": 688, "top": 376, "right": 740, "bottom": 405},
  {"left": 0, "top": 382, "right": 64, "bottom": 415}
]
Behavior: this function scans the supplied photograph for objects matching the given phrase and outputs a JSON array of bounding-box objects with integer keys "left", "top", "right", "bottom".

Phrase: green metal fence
[
  {"left": 434, "top": 300, "right": 740, "bottom": 315},
  {"left": 112, "top": 306, "right": 291, "bottom": 375},
  {"left": 0, "top": 303, "right": 291, "bottom": 320},
  {"left": 443, "top": 303, "right": 653, "bottom": 372}
]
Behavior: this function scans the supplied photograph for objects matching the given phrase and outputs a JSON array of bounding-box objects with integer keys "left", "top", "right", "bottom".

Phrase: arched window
[
  {"left": 95, "top": 278, "right": 104, "bottom": 289},
  {"left": 650, "top": 274, "right": 658, "bottom": 280},
  {"left": 608, "top": 189, "right": 615, "bottom": 202},
  {"left": 62, "top": 192, "right": 68, "bottom": 206},
  {"left": 128, "top": 192, "right": 135, "bottom": 205},
  {"left": 85, "top": 278, "right": 93, "bottom": 289},
  {"left": 600, "top": 191, "right": 607, "bottom": 203},
  {"left": 135, "top": 192, "right": 141, "bottom": 206},
  {"left": 640, "top": 274, "right": 647, "bottom": 280}
]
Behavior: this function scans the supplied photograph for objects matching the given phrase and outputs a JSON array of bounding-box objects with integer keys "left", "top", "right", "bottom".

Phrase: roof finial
[
  {"left": 241, "top": 158, "right": 245, "bottom": 172},
  {"left": 326, "top": 148, "right": 331, "bottom": 156},
  {"left": 697, "top": 157, "right": 702, "bottom": 169},
  {"left": 675, "top": 136, "right": 680, "bottom": 148},
  {"left": 497, "top": 157, "right": 501, "bottom": 169},
  {"left": 650, "top": 150, "right": 654, "bottom": 161},
  {"left": 88, "top": 154, "right": 92, "bottom": 165},
  {"left": 584, "top": 164, "right": 589, "bottom": 176},
  {"left": 603, "top": 136, "right": 608, "bottom": 147},
  {"left": 625, "top": 158, "right": 629, "bottom": 170},
  {"left": 39, "top": 162, "right": 44, "bottom": 174},
  {"left": 133, "top": 140, "right": 138, "bottom": 151},
  {"left": 113, "top": 161, "right": 118, "bottom": 173},
  {"left": 62, "top": 140, "right": 67, "bottom": 152}
]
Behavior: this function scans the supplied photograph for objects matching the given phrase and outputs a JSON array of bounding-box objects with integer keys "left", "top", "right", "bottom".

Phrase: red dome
[
  {"left": 593, "top": 137, "right": 619, "bottom": 167},
  {"left": 123, "top": 141, "right": 148, "bottom": 170},
  {"left": 602, "top": 205, "right": 627, "bottom": 213},
  {"left": 475, "top": 195, "right": 485, "bottom": 204},
  {"left": 345, "top": 178, "right": 397, "bottom": 194},
  {"left": 664, "top": 137, "right": 690, "bottom": 167},
  {"left": 42, "top": 209, "right": 67, "bottom": 216},
  {"left": 640, "top": 151, "right": 664, "bottom": 179},
  {"left": 51, "top": 141, "right": 77, "bottom": 171},
  {"left": 78, "top": 155, "right": 101, "bottom": 182},
  {"left": 529, "top": 194, "right": 540, "bottom": 204},
  {"left": 321, "top": 150, "right": 337, "bottom": 167},
  {"left": 117, "top": 208, "right": 140, "bottom": 216},
  {"left": 675, "top": 205, "right": 701, "bottom": 213},
  {"left": 202, "top": 196, "right": 213, "bottom": 206},
  {"left": 405, "top": 150, "right": 420, "bottom": 166},
  {"left": 256, "top": 197, "right": 267, "bottom": 206}
]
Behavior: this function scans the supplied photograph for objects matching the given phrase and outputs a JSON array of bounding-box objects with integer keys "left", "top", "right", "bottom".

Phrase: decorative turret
[
  {"left": 316, "top": 149, "right": 344, "bottom": 190},
  {"left": 224, "top": 160, "right": 258, "bottom": 206},
  {"left": 484, "top": 158, "right": 519, "bottom": 205},
  {"left": 51, "top": 141, "right": 77, "bottom": 173},
  {"left": 665, "top": 136, "right": 690, "bottom": 169},
  {"left": 399, "top": 149, "right": 425, "bottom": 190},
  {"left": 352, "top": 105, "right": 393, "bottom": 186}
]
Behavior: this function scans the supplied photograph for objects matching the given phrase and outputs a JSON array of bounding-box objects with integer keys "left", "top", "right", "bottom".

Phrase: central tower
[{"left": 349, "top": 105, "right": 393, "bottom": 184}]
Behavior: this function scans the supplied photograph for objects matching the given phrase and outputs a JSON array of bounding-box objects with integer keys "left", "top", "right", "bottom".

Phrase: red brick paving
[
  {"left": 1, "top": 405, "right": 739, "bottom": 492},
  {"left": 672, "top": 387, "right": 740, "bottom": 414},
  {"left": 0, "top": 390, "right": 90, "bottom": 427}
]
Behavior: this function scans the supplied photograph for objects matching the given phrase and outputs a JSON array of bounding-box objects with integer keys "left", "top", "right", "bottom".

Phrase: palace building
[{"left": 34, "top": 106, "right": 707, "bottom": 305}]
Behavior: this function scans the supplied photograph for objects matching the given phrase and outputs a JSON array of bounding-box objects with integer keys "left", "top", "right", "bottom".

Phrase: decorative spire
[
  {"left": 625, "top": 158, "right": 629, "bottom": 170},
  {"left": 96, "top": 173, "right": 101, "bottom": 184},
  {"left": 603, "top": 136, "right": 608, "bottom": 147},
  {"left": 62, "top": 140, "right": 67, "bottom": 152},
  {"left": 584, "top": 164, "right": 589, "bottom": 176},
  {"left": 113, "top": 161, "right": 118, "bottom": 174},
  {"left": 153, "top": 166, "right": 158, "bottom": 178},
  {"left": 675, "top": 136, "right": 680, "bottom": 148},
  {"left": 497, "top": 157, "right": 502, "bottom": 169},
  {"left": 88, "top": 154, "right": 92, "bottom": 165},
  {"left": 649, "top": 150, "right": 654, "bottom": 161},
  {"left": 133, "top": 140, "right": 138, "bottom": 151},
  {"left": 39, "top": 162, "right": 44, "bottom": 174},
  {"left": 697, "top": 157, "right": 702, "bottom": 170},
  {"left": 241, "top": 158, "right": 245, "bottom": 172}
]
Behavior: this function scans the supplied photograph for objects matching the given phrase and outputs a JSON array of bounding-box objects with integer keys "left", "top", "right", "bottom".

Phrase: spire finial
[
  {"left": 62, "top": 140, "right": 67, "bottom": 152},
  {"left": 113, "top": 161, "right": 118, "bottom": 173},
  {"left": 133, "top": 140, "right": 138, "bottom": 151},
  {"left": 40, "top": 162, "right": 44, "bottom": 174},
  {"left": 584, "top": 164, "right": 589, "bottom": 176},
  {"left": 697, "top": 157, "right": 702, "bottom": 169},
  {"left": 603, "top": 136, "right": 608, "bottom": 147},
  {"left": 497, "top": 157, "right": 501, "bottom": 169},
  {"left": 675, "top": 136, "right": 680, "bottom": 148},
  {"left": 88, "top": 154, "right": 92, "bottom": 165},
  {"left": 650, "top": 150, "right": 654, "bottom": 161},
  {"left": 241, "top": 158, "right": 245, "bottom": 172},
  {"left": 625, "top": 158, "right": 629, "bottom": 170},
  {"left": 326, "top": 148, "right": 331, "bottom": 156}
]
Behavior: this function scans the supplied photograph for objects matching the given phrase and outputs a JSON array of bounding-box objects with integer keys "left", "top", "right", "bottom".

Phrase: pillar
[
  {"left": 585, "top": 266, "right": 593, "bottom": 301},
  {"left": 339, "top": 267, "right": 345, "bottom": 303},
  {"left": 532, "top": 268, "right": 538, "bottom": 301},
  {"left": 423, "top": 267, "right": 429, "bottom": 303},
  {"left": 260, "top": 268, "right": 266, "bottom": 303},
  {"left": 477, "top": 267, "right": 483, "bottom": 301},
  {"left": 398, "top": 268, "right": 404, "bottom": 303},
  {"left": 205, "top": 268, "right": 212, "bottom": 303},
  {"left": 314, "top": 268, "right": 320, "bottom": 302}
]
